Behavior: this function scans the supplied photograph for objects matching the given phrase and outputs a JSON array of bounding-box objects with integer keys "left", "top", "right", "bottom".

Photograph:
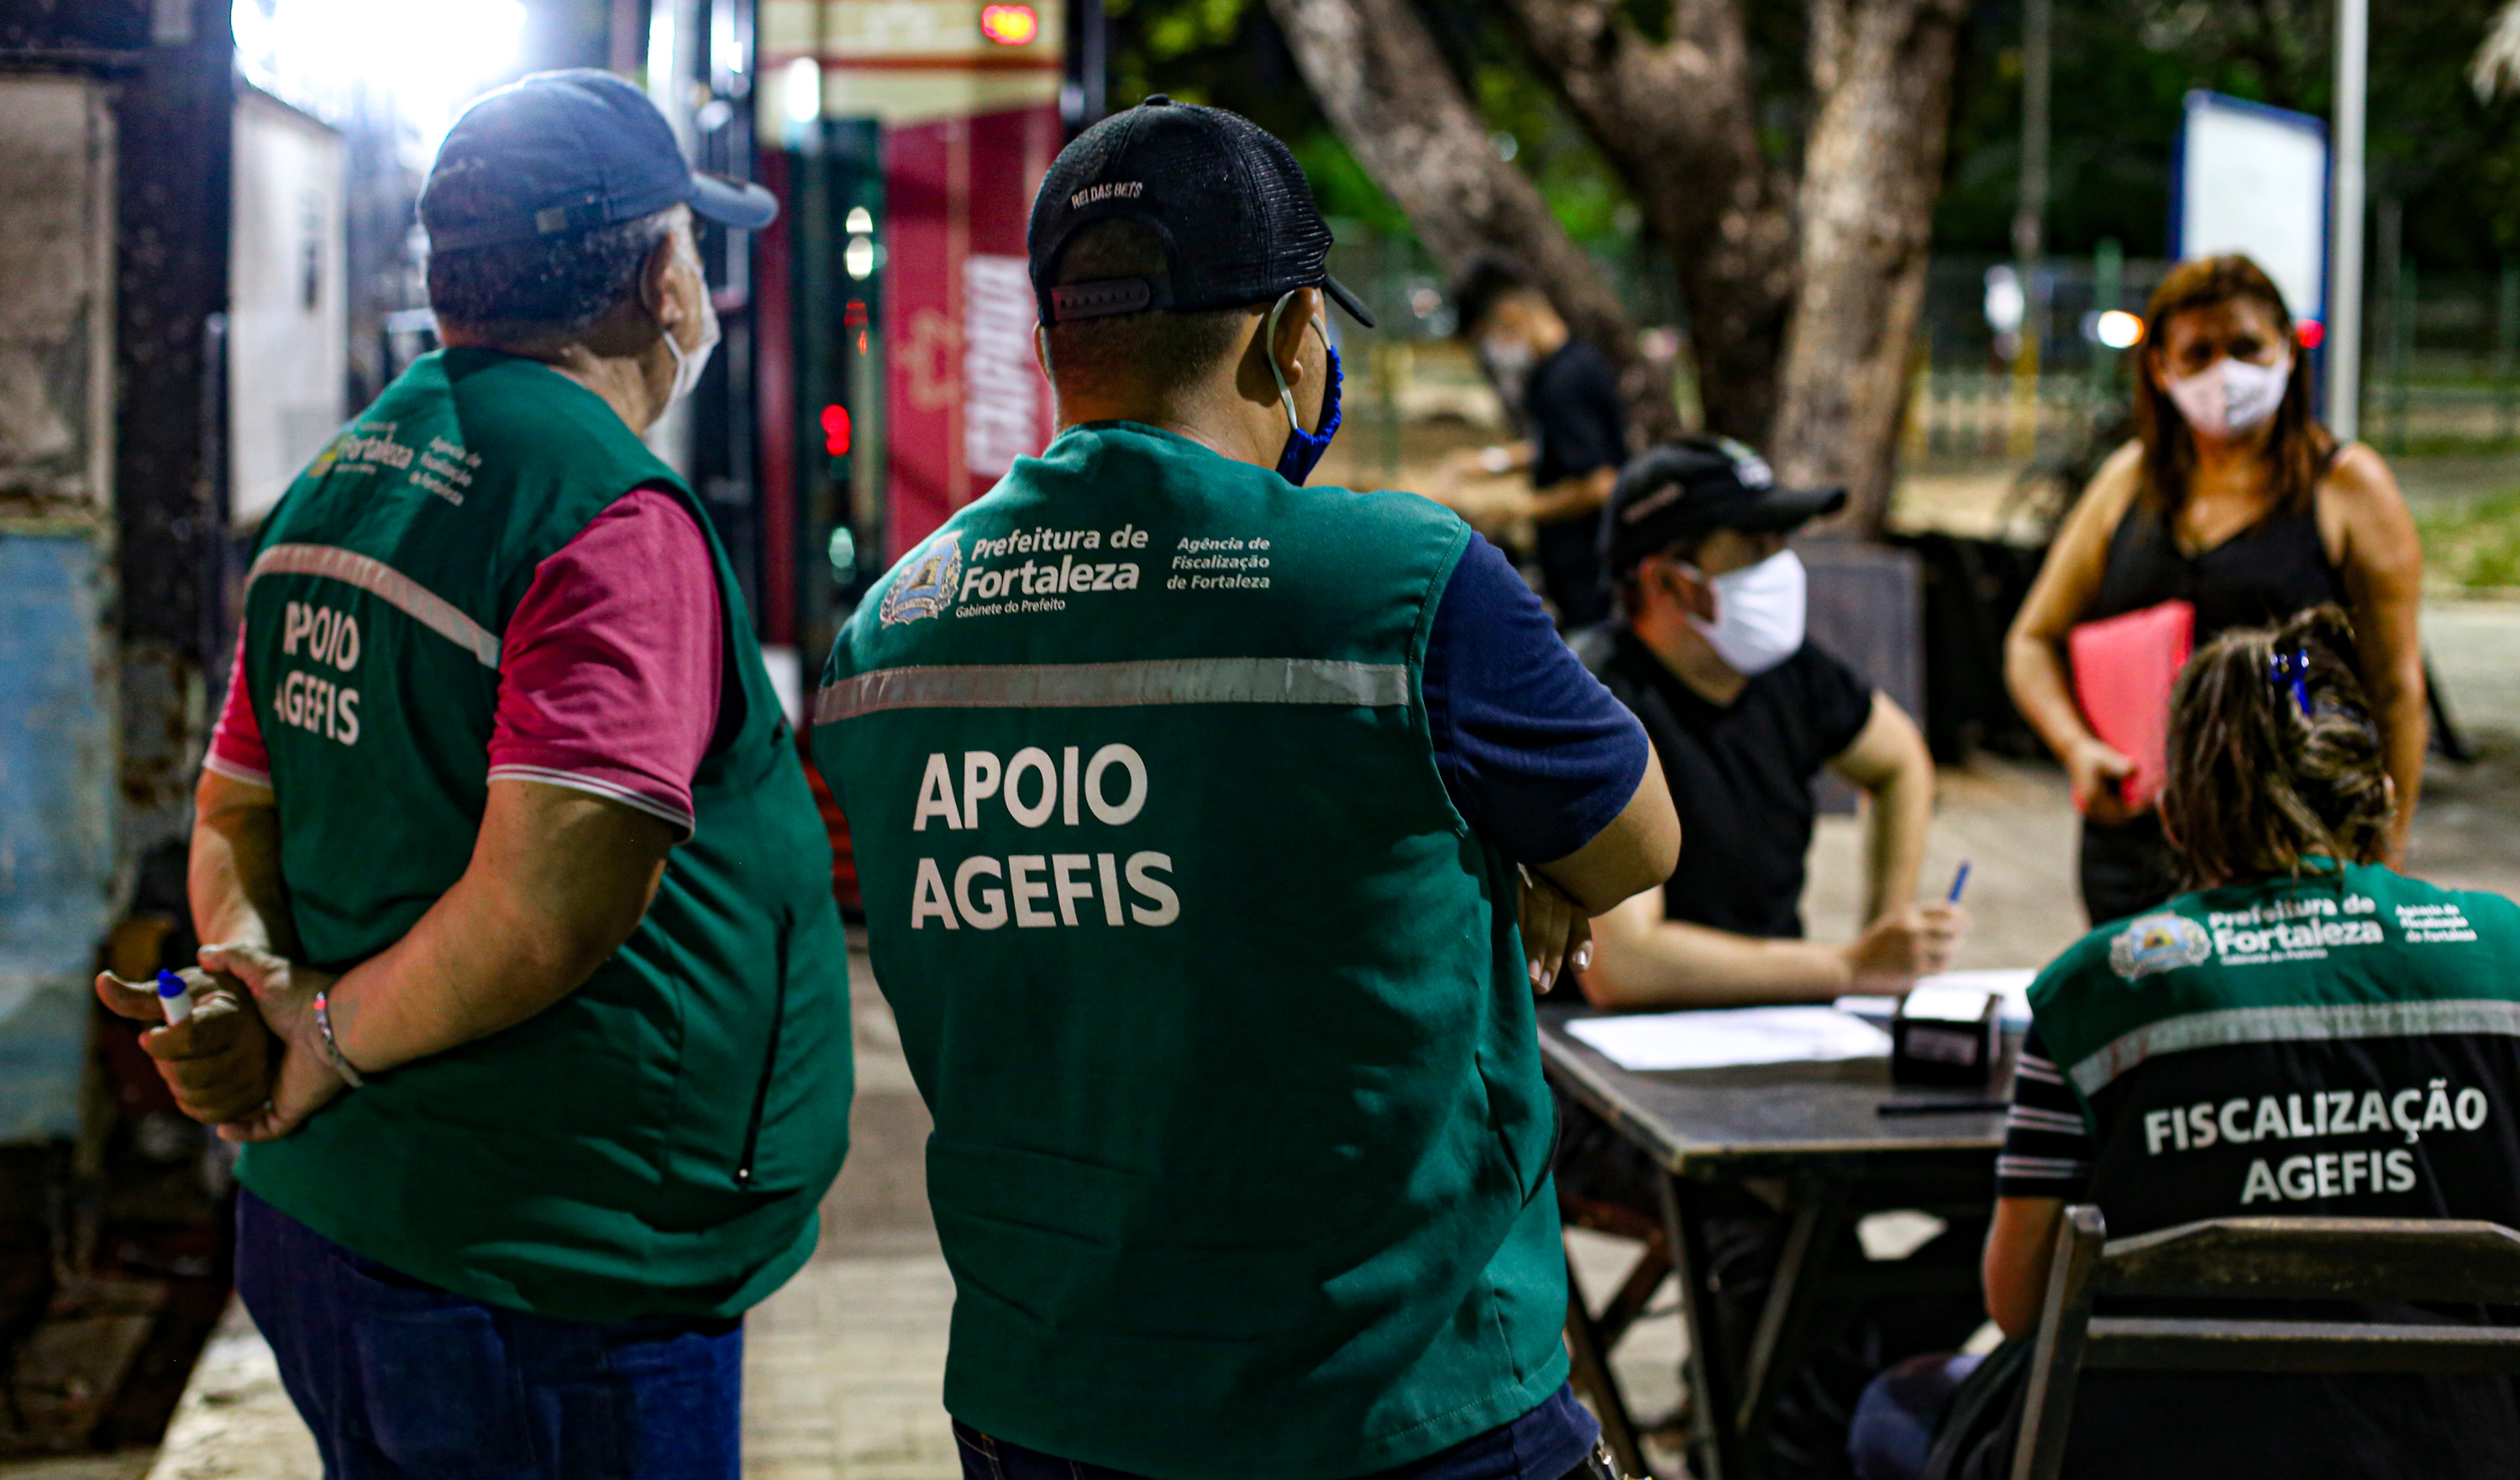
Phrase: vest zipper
[{"left": 735, "top": 918, "right": 792, "bottom": 1189}]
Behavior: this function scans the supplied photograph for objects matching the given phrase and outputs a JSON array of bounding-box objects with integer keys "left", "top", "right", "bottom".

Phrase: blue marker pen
[
  {"left": 1946, "top": 861, "right": 1971, "bottom": 905},
  {"left": 156, "top": 969, "right": 193, "bottom": 1027}
]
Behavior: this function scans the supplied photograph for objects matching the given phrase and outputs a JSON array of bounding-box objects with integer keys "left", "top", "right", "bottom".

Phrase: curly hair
[
  {"left": 2133, "top": 254, "right": 2335, "bottom": 522},
  {"left": 2160, "top": 604, "right": 2392, "bottom": 890}
]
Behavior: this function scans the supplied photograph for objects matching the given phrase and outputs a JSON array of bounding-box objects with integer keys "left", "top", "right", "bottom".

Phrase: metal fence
[
  {"left": 1912, "top": 252, "right": 2520, "bottom": 461},
  {"left": 1305, "top": 228, "right": 2520, "bottom": 468}
]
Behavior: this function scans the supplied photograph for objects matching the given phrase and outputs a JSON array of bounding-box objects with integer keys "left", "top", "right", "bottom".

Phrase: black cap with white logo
[
  {"left": 1600, "top": 437, "right": 1846, "bottom": 577},
  {"left": 1027, "top": 96, "right": 1373, "bottom": 328}
]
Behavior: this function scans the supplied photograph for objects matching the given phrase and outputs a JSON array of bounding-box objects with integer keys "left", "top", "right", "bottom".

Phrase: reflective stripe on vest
[
  {"left": 814, "top": 657, "right": 1410, "bottom": 724},
  {"left": 2067, "top": 998, "right": 2520, "bottom": 1095},
  {"left": 246, "top": 543, "right": 501, "bottom": 669}
]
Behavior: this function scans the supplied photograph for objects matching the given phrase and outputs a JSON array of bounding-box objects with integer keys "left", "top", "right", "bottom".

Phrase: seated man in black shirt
[
  {"left": 1574, "top": 437, "right": 1969, "bottom": 1008},
  {"left": 1551, "top": 440, "right": 1990, "bottom": 1480},
  {"left": 1441, "top": 255, "right": 1627, "bottom": 627}
]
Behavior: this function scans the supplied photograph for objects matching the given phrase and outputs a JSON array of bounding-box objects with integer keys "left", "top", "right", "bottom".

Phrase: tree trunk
[
  {"left": 1268, "top": 0, "right": 1682, "bottom": 442},
  {"left": 1489, "top": 0, "right": 1798, "bottom": 443},
  {"left": 1766, "top": 0, "right": 1966, "bottom": 533}
]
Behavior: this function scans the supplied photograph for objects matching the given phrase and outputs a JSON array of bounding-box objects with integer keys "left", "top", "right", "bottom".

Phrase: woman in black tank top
[{"left": 2005, "top": 255, "right": 2428, "bottom": 926}]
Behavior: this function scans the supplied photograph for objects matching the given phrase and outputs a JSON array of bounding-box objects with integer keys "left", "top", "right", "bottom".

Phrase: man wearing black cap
[
  {"left": 811, "top": 98, "right": 1677, "bottom": 1480},
  {"left": 1546, "top": 438, "right": 1979, "bottom": 1480},
  {"left": 1571, "top": 436, "right": 1967, "bottom": 1009},
  {"left": 98, "top": 71, "right": 852, "bottom": 1476}
]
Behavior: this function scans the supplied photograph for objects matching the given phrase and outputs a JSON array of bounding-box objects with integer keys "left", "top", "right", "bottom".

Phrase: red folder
[{"left": 2068, "top": 599, "right": 2194, "bottom": 813}]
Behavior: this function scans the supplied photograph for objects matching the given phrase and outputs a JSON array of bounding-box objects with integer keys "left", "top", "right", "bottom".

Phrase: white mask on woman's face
[
  {"left": 1681, "top": 548, "right": 1807, "bottom": 676},
  {"left": 2165, "top": 351, "right": 2292, "bottom": 440}
]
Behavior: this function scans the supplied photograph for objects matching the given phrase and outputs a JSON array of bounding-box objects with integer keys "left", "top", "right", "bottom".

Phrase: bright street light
[
  {"left": 782, "top": 56, "right": 822, "bottom": 125},
  {"left": 233, "top": 0, "right": 528, "bottom": 154},
  {"left": 2093, "top": 310, "right": 2144, "bottom": 349}
]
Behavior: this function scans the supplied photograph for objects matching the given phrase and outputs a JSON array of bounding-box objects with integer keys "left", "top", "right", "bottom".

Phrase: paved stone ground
[
  {"left": 0, "top": 1461, "right": 153, "bottom": 1480},
  {"left": 738, "top": 948, "right": 956, "bottom": 1479},
  {"left": 137, "top": 1303, "right": 319, "bottom": 1480}
]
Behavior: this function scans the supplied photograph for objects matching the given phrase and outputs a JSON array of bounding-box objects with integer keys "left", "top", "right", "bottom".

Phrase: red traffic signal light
[
  {"left": 979, "top": 4, "right": 1038, "bottom": 44},
  {"left": 822, "top": 404, "right": 852, "bottom": 457}
]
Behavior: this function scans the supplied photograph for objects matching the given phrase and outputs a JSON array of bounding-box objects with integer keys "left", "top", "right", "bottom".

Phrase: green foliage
[
  {"left": 2417, "top": 486, "right": 2520, "bottom": 589},
  {"left": 1133, "top": 0, "right": 1252, "bottom": 56},
  {"left": 1937, "top": 0, "right": 2520, "bottom": 271},
  {"left": 1469, "top": 59, "right": 1633, "bottom": 241},
  {"left": 1290, "top": 130, "right": 1415, "bottom": 235},
  {"left": 1105, "top": 0, "right": 1635, "bottom": 254},
  {"left": 1107, "top": 0, "right": 2520, "bottom": 280}
]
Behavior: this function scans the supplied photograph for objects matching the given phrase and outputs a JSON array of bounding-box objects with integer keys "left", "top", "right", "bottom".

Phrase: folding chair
[{"left": 2013, "top": 1205, "right": 2520, "bottom": 1480}]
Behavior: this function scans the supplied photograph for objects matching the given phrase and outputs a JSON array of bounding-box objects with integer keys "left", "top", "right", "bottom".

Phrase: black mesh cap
[{"left": 1028, "top": 96, "right": 1373, "bottom": 328}]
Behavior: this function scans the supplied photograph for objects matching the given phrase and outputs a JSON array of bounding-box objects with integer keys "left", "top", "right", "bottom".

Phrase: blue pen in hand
[
  {"left": 1946, "top": 861, "right": 1971, "bottom": 905},
  {"left": 156, "top": 969, "right": 193, "bottom": 1027}
]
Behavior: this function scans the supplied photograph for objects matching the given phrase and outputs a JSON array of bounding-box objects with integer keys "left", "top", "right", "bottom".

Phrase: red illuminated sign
[{"left": 979, "top": 4, "right": 1038, "bottom": 45}]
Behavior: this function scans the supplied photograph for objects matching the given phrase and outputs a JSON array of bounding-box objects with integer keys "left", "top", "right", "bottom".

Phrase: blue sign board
[{"left": 0, "top": 531, "right": 113, "bottom": 1143}]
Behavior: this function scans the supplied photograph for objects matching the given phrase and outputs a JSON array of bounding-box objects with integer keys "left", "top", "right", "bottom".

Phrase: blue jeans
[
  {"left": 234, "top": 1189, "right": 743, "bottom": 1480},
  {"left": 953, "top": 1382, "right": 1603, "bottom": 1480},
  {"left": 1849, "top": 1351, "right": 1985, "bottom": 1480}
]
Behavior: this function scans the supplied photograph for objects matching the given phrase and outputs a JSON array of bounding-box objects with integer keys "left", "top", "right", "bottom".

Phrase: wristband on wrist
[{"left": 312, "top": 990, "right": 366, "bottom": 1089}]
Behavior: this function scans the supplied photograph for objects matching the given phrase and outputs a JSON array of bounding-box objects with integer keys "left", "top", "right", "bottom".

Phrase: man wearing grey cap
[{"left": 94, "top": 70, "right": 851, "bottom": 1477}]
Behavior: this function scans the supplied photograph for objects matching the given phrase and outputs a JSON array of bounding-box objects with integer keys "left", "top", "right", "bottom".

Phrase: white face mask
[
  {"left": 2165, "top": 352, "right": 2291, "bottom": 439},
  {"left": 1482, "top": 335, "right": 1534, "bottom": 386},
  {"left": 1683, "top": 548, "right": 1807, "bottom": 677},
  {"left": 659, "top": 247, "right": 721, "bottom": 412}
]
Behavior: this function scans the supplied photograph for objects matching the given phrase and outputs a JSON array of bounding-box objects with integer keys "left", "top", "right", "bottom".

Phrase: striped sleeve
[
  {"left": 484, "top": 487, "right": 721, "bottom": 841},
  {"left": 204, "top": 630, "right": 271, "bottom": 786},
  {"left": 1998, "top": 1024, "right": 2095, "bottom": 1198}
]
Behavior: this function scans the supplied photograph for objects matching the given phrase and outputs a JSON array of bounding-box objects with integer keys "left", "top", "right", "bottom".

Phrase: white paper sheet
[
  {"left": 1835, "top": 968, "right": 2037, "bottom": 1028},
  {"left": 1567, "top": 1005, "right": 1892, "bottom": 1072}
]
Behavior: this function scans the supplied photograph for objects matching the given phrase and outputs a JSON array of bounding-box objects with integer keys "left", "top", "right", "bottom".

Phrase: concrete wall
[{"left": 0, "top": 76, "right": 117, "bottom": 1144}]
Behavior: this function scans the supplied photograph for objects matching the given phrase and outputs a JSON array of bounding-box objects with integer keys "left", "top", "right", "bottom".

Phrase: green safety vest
[
  {"left": 2025, "top": 869, "right": 2520, "bottom": 1477},
  {"left": 2030, "top": 860, "right": 2520, "bottom": 1225},
  {"left": 2033, "top": 862, "right": 2520, "bottom": 1098},
  {"left": 812, "top": 422, "right": 1567, "bottom": 1480},
  {"left": 234, "top": 349, "right": 853, "bottom": 1324}
]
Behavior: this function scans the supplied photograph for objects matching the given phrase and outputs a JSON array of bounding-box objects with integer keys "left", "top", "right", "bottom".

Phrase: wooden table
[{"left": 1539, "top": 1005, "right": 2014, "bottom": 1480}]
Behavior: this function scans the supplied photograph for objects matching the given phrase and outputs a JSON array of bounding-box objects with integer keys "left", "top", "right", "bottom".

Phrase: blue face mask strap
[
  {"left": 2271, "top": 648, "right": 2313, "bottom": 720},
  {"left": 1265, "top": 290, "right": 1341, "bottom": 485}
]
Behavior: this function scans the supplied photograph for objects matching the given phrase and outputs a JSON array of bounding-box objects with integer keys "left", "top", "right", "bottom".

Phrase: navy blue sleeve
[{"left": 1422, "top": 534, "right": 1651, "bottom": 863}]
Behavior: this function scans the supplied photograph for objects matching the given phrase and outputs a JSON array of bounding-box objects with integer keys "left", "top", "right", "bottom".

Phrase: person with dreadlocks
[
  {"left": 2005, "top": 254, "right": 2425, "bottom": 928},
  {"left": 1848, "top": 605, "right": 2520, "bottom": 1480}
]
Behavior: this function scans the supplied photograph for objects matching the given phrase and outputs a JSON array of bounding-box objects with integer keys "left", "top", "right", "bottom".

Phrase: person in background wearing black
[
  {"left": 1567, "top": 438, "right": 1969, "bottom": 1010},
  {"left": 1549, "top": 438, "right": 1985, "bottom": 1480},
  {"left": 1441, "top": 255, "right": 1628, "bottom": 626}
]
